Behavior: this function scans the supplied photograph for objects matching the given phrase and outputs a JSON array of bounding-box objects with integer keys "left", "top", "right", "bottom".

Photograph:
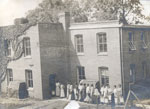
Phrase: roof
[{"left": 69, "top": 20, "right": 150, "bottom": 30}]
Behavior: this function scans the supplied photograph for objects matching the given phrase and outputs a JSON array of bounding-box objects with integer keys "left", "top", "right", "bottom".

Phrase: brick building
[{"left": 1, "top": 12, "right": 150, "bottom": 99}]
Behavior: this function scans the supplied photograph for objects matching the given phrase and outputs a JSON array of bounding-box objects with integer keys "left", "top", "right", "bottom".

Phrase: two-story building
[{"left": 1, "top": 12, "right": 150, "bottom": 99}]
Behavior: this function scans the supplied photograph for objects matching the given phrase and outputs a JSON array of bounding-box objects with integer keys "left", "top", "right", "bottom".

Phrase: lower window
[
  {"left": 7, "top": 69, "right": 13, "bottom": 85},
  {"left": 77, "top": 66, "right": 85, "bottom": 82},
  {"left": 99, "top": 67, "right": 109, "bottom": 86},
  {"left": 25, "top": 70, "right": 33, "bottom": 88}
]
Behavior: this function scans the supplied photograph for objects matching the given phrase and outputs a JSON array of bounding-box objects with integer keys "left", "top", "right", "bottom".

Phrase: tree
[{"left": 26, "top": 0, "right": 145, "bottom": 24}]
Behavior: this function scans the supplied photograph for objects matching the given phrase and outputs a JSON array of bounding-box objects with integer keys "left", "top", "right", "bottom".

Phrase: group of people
[{"left": 55, "top": 81, "right": 124, "bottom": 105}]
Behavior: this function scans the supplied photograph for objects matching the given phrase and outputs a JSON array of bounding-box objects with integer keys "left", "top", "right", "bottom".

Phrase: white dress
[
  {"left": 90, "top": 86, "right": 94, "bottom": 97},
  {"left": 67, "top": 84, "right": 70, "bottom": 98},
  {"left": 68, "top": 85, "right": 73, "bottom": 100},
  {"left": 113, "top": 88, "right": 118, "bottom": 104},
  {"left": 117, "top": 87, "right": 124, "bottom": 104},
  {"left": 56, "top": 82, "right": 60, "bottom": 97},
  {"left": 74, "top": 88, "right": 78, "bottom": 100},
  {"left": 108, "top": 88, "right": 112, "bottom": 101},
  {"left": 60, "top": 84, "right": 65, "bottom": 98},
  {"left": 104, "top": 87, "right": 108, "bottom": 103},
  {"left": 84, "top": 86, "right": 91, "bottom": 102}
]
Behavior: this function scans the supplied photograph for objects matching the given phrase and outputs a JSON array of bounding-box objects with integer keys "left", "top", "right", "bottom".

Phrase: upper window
[
  {"left": 141, "top": 32, "right": 147, "bottom": 49},
  {"left": 75, "top": 35, "right": 84, "bottom": 53},
  {"left": 97, "top": 33, "right": 107, "bottom": 53},
  {"left": 99, "top": 67, "right": 109, "bottom": 86},
  {"left": 4, "top": 40, "right": 11, "bottom": 56},
  {"left": 128, "top": 32, "right": 136, "bottom": 51},
  {"left": 77, "top": 66, "right": 85, "bottom": 82},
  {"left": 25, "top": 70, "right": 33, "bottom": 88},
  {"left": 7, "top": 69, "right": 13, "bottom": 85},
  {"left": 23, "top": 37, "right": 31, "bottom": 56}
]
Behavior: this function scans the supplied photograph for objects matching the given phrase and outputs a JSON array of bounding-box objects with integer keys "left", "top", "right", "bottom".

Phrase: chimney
[
  {"left": 58, "top": 12, "right": 70, "bottom": 32},
  {"left": 14, "top": 18, "right": 28, "bottom": 25}
]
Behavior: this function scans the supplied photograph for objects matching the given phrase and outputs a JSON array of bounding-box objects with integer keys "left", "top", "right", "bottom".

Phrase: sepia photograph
[{"left": 0, "top": 0, "right": 150, "bottom": 109}]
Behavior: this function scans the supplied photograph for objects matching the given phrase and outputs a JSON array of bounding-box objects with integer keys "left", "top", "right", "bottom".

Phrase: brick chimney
[
  {"left": 14, "top": 18, "right": 28, "bottom": 25},
  {"left": 58, "top": 12, "right": 70, "bottom": 32}
]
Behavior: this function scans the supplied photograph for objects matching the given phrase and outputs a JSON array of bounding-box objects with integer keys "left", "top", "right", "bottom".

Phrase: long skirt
[
  {"left": 119, "top": 96, "right": 124, "bottom": 104},
  {"left": 60, "top": 88, "right": 65, "bottom": 98},
  {"left": 56, "top": 87, "right": 60, "bottom": 96},
  {"left": 100, "top": 96, "right": 104, "bottom": 103},
  {"left": 84, "top": 93, "right": 91, "bottom": 103},
  {"left": 115, "top": 97, "right": 118, "bottom": 104}
]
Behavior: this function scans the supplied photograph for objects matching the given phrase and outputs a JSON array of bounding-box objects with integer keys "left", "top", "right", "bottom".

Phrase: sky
[{"left": 0, "top": 0, "right": 150, "bottom": 26}]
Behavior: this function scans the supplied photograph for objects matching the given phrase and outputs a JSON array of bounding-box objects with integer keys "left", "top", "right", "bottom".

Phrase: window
[
  {"left": 77, "top": 66, "right": 85, "bottom": 82},
  {"left": 130, "top": 64, "right": 136, "bottom": 83},
  {"left": 75, "top": 35, "right": 84, "bottom": 53},
  {"left": 128, "top": 32, "right": 136, "bottom": 51},
  {"left": 25, "top": 70, "right": 33, "bottom": 88},
  {"left": 23, "top": 37, "right": 31, "bottom": 56},
  {"left": 99, "top": 67, "right": 109, "bottom": 86},
  {"left": 7, "top": 69, "right": 13, "bottom": 84},
  {"left": 141, "top": 32, "right": 147, "bottom": 49},
  {"left": 4, "top": 40, "right": 11, "bottom": 56},
  {"left": 97, "top": 33, "right": 107, "bottom": 53}
]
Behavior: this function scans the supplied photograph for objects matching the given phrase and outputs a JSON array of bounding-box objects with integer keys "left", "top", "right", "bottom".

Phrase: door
[{"left": 49, "top": 74, "right": 56, "bottom": 98}]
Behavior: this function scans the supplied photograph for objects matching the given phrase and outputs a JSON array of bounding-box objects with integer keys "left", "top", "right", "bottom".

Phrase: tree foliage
[{"left": 26, "top": 0, "right": 145, "bottom": 24}]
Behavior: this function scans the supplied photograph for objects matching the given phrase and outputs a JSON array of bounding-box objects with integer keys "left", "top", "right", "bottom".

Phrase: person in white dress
[
  {"left": 84, "top": 84, "right": 91, "bottom": 103},
  {"left": 107, "top": 85, "right": 112, "bottom": 104},
  {"left": 93, "top": 87, "right": 100, "bottom": 104},
  {"left": 117, "top": 84, "right": 124, "bottom": 105},
  {"left": 78, "top": 83, "right": 83, "bottom": 101},
  {"left": 113, "top": 85, "right": 118, "bottom": 105},
  {"left": 104, "top": 85, "right": 108, "bottom": 104},
  {"left": 73, "top": 83, "right": 79, "bottom": 100},
  {"left": 90, "top": 84, "right": 94, "bottom": 98},
  {"left": 100, "top": 85, "right": 105, "bottom": 104},
  {"left": 60, "top": 84, "right": 65, "bottom": 98},
  {"left": 68, "top": 84, "right": 73, "bottom": 100},
  {"left": 56, "top": 82, "right": 60, "bottom": 97},
  {"left": 66, "top": 83, "right": 70, "bottom": 99}
]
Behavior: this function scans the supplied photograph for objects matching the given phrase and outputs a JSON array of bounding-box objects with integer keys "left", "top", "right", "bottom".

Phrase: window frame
[
  {"left": 5, "top": 40, "right": 11, "bottom": 56},
  {"left": 23, "top": 37, "right": 31, "bottom": 57},
  {"left": 75, "top": 34, "right": 84, "bottom": 54},
  {"left": 99, "top": 67, "right": 109, "bottom": 86},
  {"left": 25, "top": 70, "right": 33, "bottom": 88},
  {"left": 7, "top": 69, "right": 13, "bottom": 85},
  {"left": 141, "top": 31, "right": 148, "bottom": 49},
  {"left": 77, "top": 66, "right": 85, "bottom": 82},
  {"left": 128, "top": 32, "right": 136, "bottom": 51},
  {"left": 97, "top": 32, "right": 107, "bottom": 54}
]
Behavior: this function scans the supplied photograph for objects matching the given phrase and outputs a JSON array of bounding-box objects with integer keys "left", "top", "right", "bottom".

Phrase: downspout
[{"left": 119, "top": 27, "right": 125, "bottom": 98}]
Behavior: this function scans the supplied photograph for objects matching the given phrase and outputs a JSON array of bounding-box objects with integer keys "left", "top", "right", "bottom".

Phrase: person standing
[
  {"left": 82, "top": 84, "right": 86, "bottom": 101},
  {"left": 66, "top": 83, "right": 70, "bottom": 99},
  {"left": 56, "top": 81, "right": 60, "bottom": 97},
  {"left": 68, "top": 84, "right": 73, "bottom": 100},
  {"left": 93, "top": 87, "right": 100, "bottom": 104},
  {"left": 84, "top": 84, "right": 91, "bottom": 103},
  {"left": 108, "top": 85, "right": 112, "bottom": 104},
  {"left": 78, "top": 83, "right": 83, "bottom": 101},
  {"left": 60, "top": 84, "right": 65, "bottom": 98},
  {"left": 117, "top": 84, "right": 124, "bottom": 105},
  {"left": 113, "top": 85, "right": 118, "bottom": 105},
  {"left": 100, "top": 85, "right": 105, "bottom": 104},
  {"left": 74, "top": 83, "right": 79, "bottom": 100},
  {"left": 104, "top": 85, "right": 108, "bottom": 104},
  {"left": 90, "top": 84, "right": 94, "bottom": 98}
]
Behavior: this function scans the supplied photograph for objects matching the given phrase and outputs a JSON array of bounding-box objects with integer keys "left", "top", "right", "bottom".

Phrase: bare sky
[{"left": 0, "top": 0, "right": 150, "bottom": 26}]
